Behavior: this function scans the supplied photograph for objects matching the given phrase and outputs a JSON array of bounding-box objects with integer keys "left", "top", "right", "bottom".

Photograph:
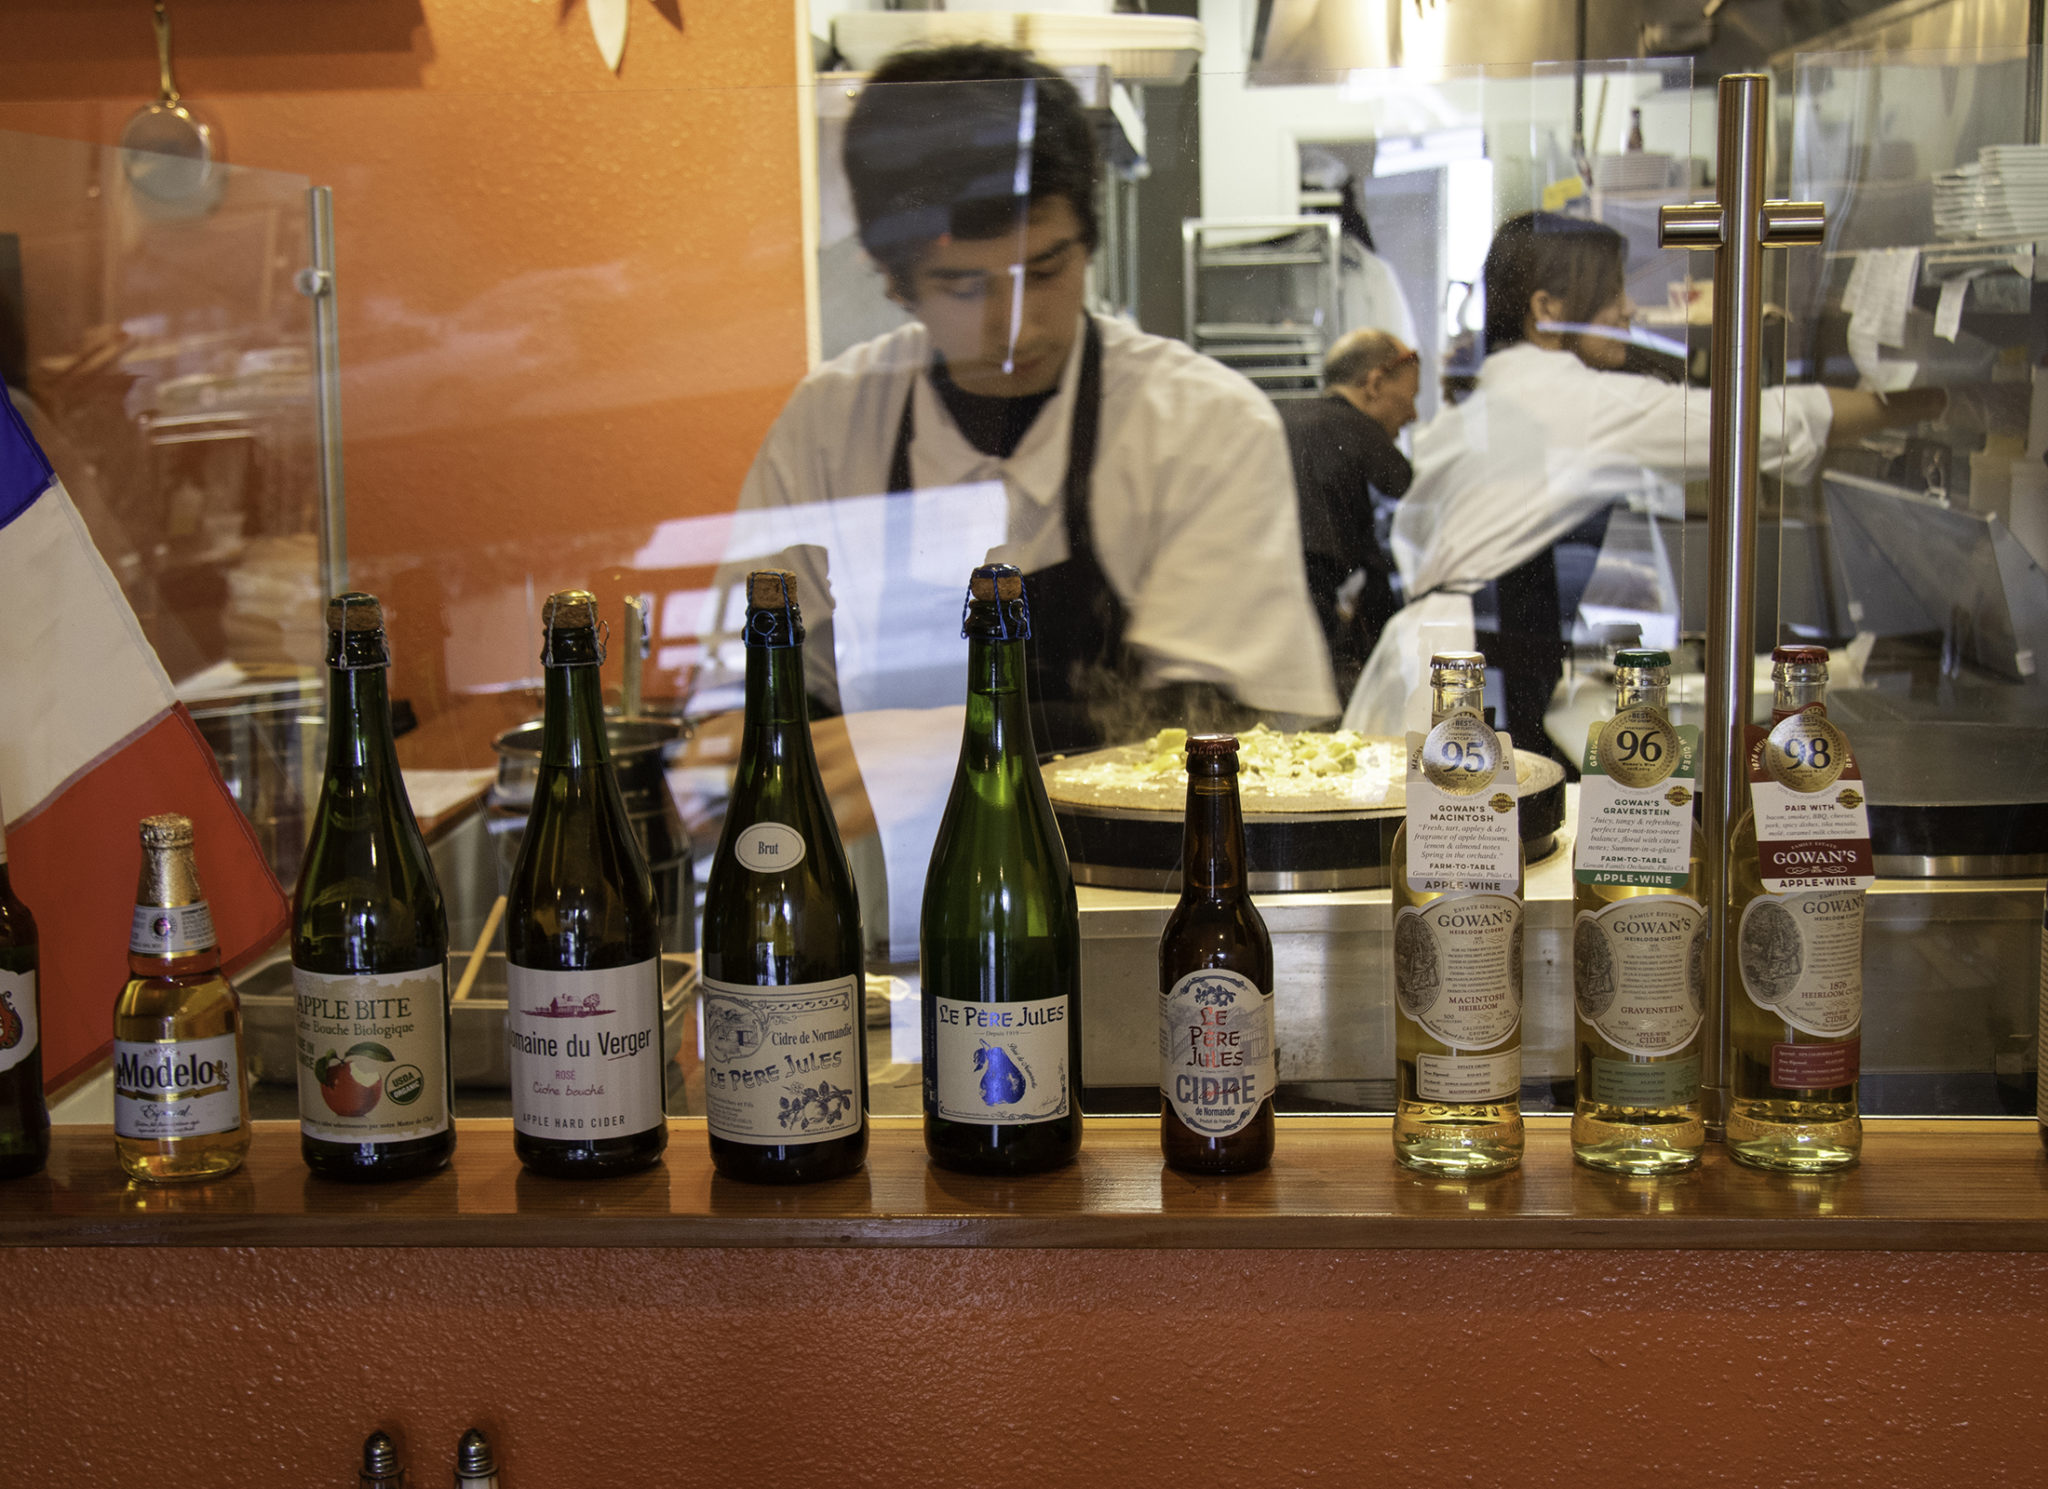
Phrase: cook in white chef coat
[
  {"left": 1346, "top": 210, "right": 1945, "bottom": 755},
  {"left": 722, "top": 43, "right": 1338, "bottom": 756}
]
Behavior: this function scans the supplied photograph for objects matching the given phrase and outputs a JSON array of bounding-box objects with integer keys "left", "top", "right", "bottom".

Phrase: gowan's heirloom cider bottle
[
  {"left": 113, "top": 815, "right": 250, "bottom": 1182},
  {"left": 1390, "top": 651, "right": 1525, "bottom": 1176},
  {"left": 505, "top": 590, "right": 667, "bottom": 1178},
  {"left": 700, "top": 570, "right": 868, "bottom": 1183},
  {"left": 292, "top": 593, "right": 454, "bottom": 1181},
  {"left": 1569, "top": 651, "right": 1706, "bottom": 1174},
  {"left": 2038, "top": 889, "right": 2048, "bottom": 1153},
  {"left": 1159, "top": 734, "right": 1276, "bottom": 1174},
  {"left": 0, "top": 786, "right": 48, "bottom": 1179},
  {"left": 1728, "top": 645, "right": 1874, "bottom": 1172},
  {"left": 921, "top": 564, "right": 1082, "bottom": 1174}
]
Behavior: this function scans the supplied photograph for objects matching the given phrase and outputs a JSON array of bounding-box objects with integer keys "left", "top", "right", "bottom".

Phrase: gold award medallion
[
  {"left": 1836, "top": 787, "right": 1863, "bottom": 810},
  {"left": 1421, "top": 713, "right": 1501, "bottom": 796},
  {"left": 1665, "top": 785, "right": 1692, "bottom": 807},
  {"left": 1596, "top": 706, "right": 1681, "bottom": 789},
  {"left": 1488, "top": 791, "right": 1516, "bottom": 814},
  {"left": 1764, "top": 708, "right": 1849, "bottom": 793}
]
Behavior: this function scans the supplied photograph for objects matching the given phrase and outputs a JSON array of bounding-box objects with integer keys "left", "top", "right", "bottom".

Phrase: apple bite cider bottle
[
  {"left": 292, "top": 592, "right": 455, "bottom": 1181},
  {"left": 113, "top": 814, "right": 250, "bottom": 1182}
]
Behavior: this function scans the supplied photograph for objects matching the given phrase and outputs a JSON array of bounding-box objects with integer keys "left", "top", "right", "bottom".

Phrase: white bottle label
[
  {"left": 506, "top": 959, "right": 666, "bottom": 1140},
  {"left": 1395, "top": 893, "right": 1523, "bottom": 1050},
  {"left": 931, "top": 994, "right": 1070, "bottom": 1126},
  {"left": 702, "top": 974, "right": 863, "bottom": 1143},
  {"left": 1575, "top": 714, "right": 1699, "bottom": 889},
  {"left": 1159, "top": 968, "right": 1275, "bottom": 1139},
  {"left": 735, "top": 822, "right": 807, "bottom": 874},
  {"left": 1573, "top": 896, "right": 1706, "bottom": 1056},
  {"left": 113, "top": 1033, "right": 245, "bottom": 1140},
  {"left": 1738, "top": 889, "right": 1865, "bottom": 1037},
  {"left": 130, "top": 902, "right": 216, "bottom": 956},
  {"left": 1415, "top": 1048, "right": 1521, "bottom": 1104},
  {"left": 0, "top": 968, "right": 36, "bottom": 1077},
  {"left": 291, "top": 964, "right": 451, "bottom": 1144},
  {"left": 1404, "top": 720, "right": 1520, "bottom": 894}
]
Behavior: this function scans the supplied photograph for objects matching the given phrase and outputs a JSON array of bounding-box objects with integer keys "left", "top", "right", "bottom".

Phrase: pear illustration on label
[
  {"left": 974, "top": 1041, "right": 1027, "bottom": 1106},
  {"left": 315, "top": 1040, "right": 394, "bottom": 1118}
]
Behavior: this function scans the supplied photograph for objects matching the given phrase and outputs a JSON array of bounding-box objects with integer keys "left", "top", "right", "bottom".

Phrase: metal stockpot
[{"left": 486, "top": 716, "right": 695, "bottom": 954}]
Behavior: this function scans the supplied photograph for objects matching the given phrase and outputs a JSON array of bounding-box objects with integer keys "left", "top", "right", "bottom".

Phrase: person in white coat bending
[
  {"left": 1345, "top": 210, "right": 1944, "bottom": 761},
  {"left": 725, "top": 44, "right": 1337, "bottom": 753}
]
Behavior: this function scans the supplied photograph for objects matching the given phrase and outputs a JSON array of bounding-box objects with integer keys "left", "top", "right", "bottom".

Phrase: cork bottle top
[
  {"left": 542, "top": 590, "right": 599, "bottom": 629},
  {"left": 325, "top": 592, "right": 384, "bottom": 632}
]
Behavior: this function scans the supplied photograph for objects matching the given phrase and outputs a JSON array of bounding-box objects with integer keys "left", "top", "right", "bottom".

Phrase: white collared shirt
[{"left": 724, "top": 315, "right": 1339, "bottom": 718}]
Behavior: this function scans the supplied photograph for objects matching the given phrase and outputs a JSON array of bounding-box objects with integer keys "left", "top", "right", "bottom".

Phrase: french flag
[{"left": 2, "top": 392, "right": 289, "bottom": 1091}]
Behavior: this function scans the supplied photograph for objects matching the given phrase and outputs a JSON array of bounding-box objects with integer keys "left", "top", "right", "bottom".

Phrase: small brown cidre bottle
[
  {"left": 113, "top": 814, "right": 251, "bottom": 1183},
  {"left": 1158, "top": 733, "right": 1276, "bottom": 1175}
]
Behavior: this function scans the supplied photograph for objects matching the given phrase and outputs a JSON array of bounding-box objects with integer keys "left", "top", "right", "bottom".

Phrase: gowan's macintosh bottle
[
  {"left": 292, "top": 592, "right": 455, "bottom": 1181},
  {"left": 700, "top": 570, "right": 869, "bottom": 1183},
  {"left": 113, "top": 814, "right": 250, "bottom": 1182},
  {"left": 921, "top": 564, "right": 1082, "bottom": 1174},
  {"left": 1158, "top": 733, "right": 1275, "bottom": 1175},
  {"left": 1569, "top": 649, "right": 1706, "bottom": 1175},
  {"left": 505, "top": 590, "right": 667, "bottom": 1178},
  {"left": 0, "top": 784, "right": 47, "bottom": 1179},
  {"left": 1727, "top": 645, "right": 1873, "bottom": 1173},
  {"left": 1389, "top": 651, "right": 1525, "bottom": 1176}
]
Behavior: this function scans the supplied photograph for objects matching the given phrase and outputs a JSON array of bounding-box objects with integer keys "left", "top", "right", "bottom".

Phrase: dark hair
[
  {"left": 844, "top": 44, "right": 1100, "bottom": 297},
  {"left": 1480, "top": 211, "right": 1627, "bottom": 355},
  {"left": 1337, "top": 180, "right": 1376, "bottom": 255}
]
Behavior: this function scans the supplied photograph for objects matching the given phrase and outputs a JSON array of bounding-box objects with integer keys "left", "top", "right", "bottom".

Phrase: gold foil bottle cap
[
  {"left": 542, "top": 589, "right": 599, "bottom": 629},
  {"left": 139, "top": 814, "right": 195, "bottom": 849},
  {"left": 325, "top": 592, "right": 385, "bottom": 632},
  {"left": 748, "top": 569, "right": 796, "bottom": 609}
]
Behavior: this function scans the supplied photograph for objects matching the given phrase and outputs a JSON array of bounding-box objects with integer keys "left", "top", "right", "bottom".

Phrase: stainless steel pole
[
  {"left": 1659, "top": 74, "right": 1825, "bottom": 1137},
  {"left": 299, "top": 186, "right": 347, "bottom": 599}
]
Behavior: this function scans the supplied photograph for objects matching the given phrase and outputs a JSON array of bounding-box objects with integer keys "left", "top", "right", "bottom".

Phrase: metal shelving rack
[{"left": 1180, "top": 215, "right": 1341, "bottom": 397}]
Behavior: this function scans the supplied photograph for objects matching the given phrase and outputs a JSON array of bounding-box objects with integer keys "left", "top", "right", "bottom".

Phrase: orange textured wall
[
  {"left": 0, "top": 0, "right": 808, "bottom": 733},
  {"left": 4, "top": 1246, "right": 2046, "bottom": 1485}
]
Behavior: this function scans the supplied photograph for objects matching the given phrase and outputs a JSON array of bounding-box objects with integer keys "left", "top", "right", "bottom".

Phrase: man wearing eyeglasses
[
  {"left": 1281, "top": 330, "right": 1421, "bottom": 696},
  {"left": 723, "top": 43, "right": 1338, "bottom": 754}
]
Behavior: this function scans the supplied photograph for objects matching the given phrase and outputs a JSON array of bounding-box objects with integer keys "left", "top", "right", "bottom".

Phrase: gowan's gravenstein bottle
[
  {"left": 0, "top": 783, "right": 47, "bottom": 1180},
  {"left": 1569, "top": 649, "right": 1706, "bottom": 1175},
  {"left": 1727, "top": 644, "right": 1872, "bottom": 1173},
  {"left": 700, "top": 570, "right": 869, "bottom": 1184},
  {"left": 921, "top": 563, "right": 1082, "bottom": 1175},
  {"left": 292, "top": 592, "right": 455, "bottom": 1181},
  {"left": 505, "top": 590, "right": 668, "bottom": 1178},
  {"left": 114, "top": 814, "right": 250, "bottom": 1182},
  {"left": 1389, "top": 650, "right": 1525, "bottom": 1177},
  {"left": 1158, "top": 733, "right": 1275, "bottom": 1175}
]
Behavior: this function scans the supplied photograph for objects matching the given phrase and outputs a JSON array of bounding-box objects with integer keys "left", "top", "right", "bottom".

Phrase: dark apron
[{"left": 889, "top": 316, "right": 1128, "bottom": 756}]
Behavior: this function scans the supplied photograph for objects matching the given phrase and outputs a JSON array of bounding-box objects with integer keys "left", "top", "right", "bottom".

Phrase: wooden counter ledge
[{"left": 6, "top": 1116, "right": 2048, "bottom": 1250}]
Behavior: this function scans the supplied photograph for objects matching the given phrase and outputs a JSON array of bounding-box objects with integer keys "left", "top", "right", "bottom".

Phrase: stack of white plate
[{"left": 1934, "top": 144, "right": 2048, "bottom": 241}]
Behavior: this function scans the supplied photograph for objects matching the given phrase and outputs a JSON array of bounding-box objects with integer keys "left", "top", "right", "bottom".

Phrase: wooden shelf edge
[{"left": 6, "top": 1117, "right": 2047, "bottom": 1253}]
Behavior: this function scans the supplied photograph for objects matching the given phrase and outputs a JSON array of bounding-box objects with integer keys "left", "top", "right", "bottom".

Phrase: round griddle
[{"left": 1048, "top": 746, "right": 1567, "bottom": 893}]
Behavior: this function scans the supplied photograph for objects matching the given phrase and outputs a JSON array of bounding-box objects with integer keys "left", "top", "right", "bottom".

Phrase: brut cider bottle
[
  {"left": 700, "top": 570, "right": 869, "bottom": 1184},
  {"left": 1727, "top": 645, "right": 1873, "bottom": 1173},
  {"left": 1390, "top": 651, "right": 1525, "bottom": 1176},
  {"left": 113, "top": 814, "right": 251, "bottom": 1182},
  {"left": 292, "top": 593, "right": 454, "bottom": 1181},
  {"left": 2037, "top": 890, "right": 2048, "bottom": 1153},
  {"left": 505, "top": 589, "right": 668, "bottom": 1178},
  {"left": 921, "top": 563, "right": 1082, "bottom": 1175},
  {"left": 1569, "top": 650, "right": 1706, "bottom": 1175},
  {"left": 0, "top": 785, "right": 48, "bottom": 1179},
  {"left": 1159, "top": 733, "right": 1276, "bottom": 1175}
]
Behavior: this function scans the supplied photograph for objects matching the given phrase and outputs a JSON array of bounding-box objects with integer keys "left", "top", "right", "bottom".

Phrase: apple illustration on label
[{"left": 315, "top": 1041, "right": 395, "bottom": 1117}]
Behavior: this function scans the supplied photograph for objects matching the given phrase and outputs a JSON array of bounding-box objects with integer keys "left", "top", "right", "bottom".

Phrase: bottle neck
[
  {"left": 1771, "top": 673, "right": 1828, "bottom": 721},
  {"left": 541, "top": 655, "right": 611, "bottom": 769},
  {"left": 962, "top": 635, "right": 1035, "bottom": 769},
  {"left": 129, "top": 847, "right": 220, "bottom": 976},
  {"left": 1616, "top": 679, "right": 1669, "bottom": 714},
  {"left": 1181, "top": 762, "right": 1248, "bottom": 897},
  {"left": 324, "top": 659, "right": 405, "bottom": 786},
  {"left": 1430, "top": 679, "right": 1485, "bottom": 724},
  {"left": 739, "top": 641, "right": 816, "bottom": 772}
]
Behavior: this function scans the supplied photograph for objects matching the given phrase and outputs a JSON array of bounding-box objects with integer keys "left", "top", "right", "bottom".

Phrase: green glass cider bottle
[
  {"left": 0, "top": 783, "right": 47, "bottom": 1179},
  {"left": 505, "top": 590, "right": 668, "bottom": 1178},
  {"left": 292, "top": 593, "right": 455, "bottom": 1181},
  {"left": 700, "top": 570, "right": 869, "bottom": 1183},
  {"left": 920, "top": 563, "right": 1082, "bottom": 1175}
]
